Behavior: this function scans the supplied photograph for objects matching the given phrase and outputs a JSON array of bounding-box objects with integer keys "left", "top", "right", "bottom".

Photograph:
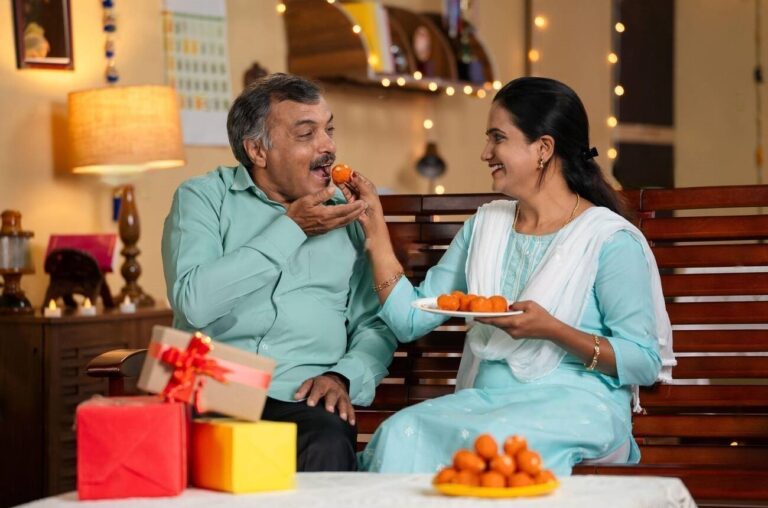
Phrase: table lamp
[
  {"left": 0, "top": 210, "right": 35, "bottom": 314},
  {"left": 67, "top": 85, "right": 185, "bottom": 307}
]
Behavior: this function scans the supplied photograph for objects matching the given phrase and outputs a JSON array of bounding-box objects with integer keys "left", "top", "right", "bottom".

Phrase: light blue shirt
[
  {"left": 379, "top": 214, "right": 662, "bottom": 388},
  {"left": 161, "top": 164, "right": 398, "bottom": 404}
]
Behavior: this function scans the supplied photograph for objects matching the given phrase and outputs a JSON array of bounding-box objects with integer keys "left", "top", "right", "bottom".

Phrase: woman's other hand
[{"left": 475, "top": 300, "right": 563, "bottom": 340}]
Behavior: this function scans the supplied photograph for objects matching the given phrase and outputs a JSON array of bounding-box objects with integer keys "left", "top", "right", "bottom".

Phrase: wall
[
  {"left": 1, "top": 0, "right": 765, "bottom": 308},
  {"left": 676, "top": 0, "right": 768, "bottom": 187},
  {"left": 0, "top": 0, "right": 524, "bottom": 307}
]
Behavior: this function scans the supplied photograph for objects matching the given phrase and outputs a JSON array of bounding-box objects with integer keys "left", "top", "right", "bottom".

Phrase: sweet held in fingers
[{"left": 332, "top": 163, "right": 354, "bottom": 185}]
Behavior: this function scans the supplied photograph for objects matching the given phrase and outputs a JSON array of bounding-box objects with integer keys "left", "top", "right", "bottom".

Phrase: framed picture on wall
[{"left": 13, "top": 0, "right": 74, "bottom": 70}]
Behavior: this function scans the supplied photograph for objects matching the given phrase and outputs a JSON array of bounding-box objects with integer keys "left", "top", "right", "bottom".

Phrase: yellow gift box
[{"left": 191, "top": 419, "right": 297, "bottom": 493}]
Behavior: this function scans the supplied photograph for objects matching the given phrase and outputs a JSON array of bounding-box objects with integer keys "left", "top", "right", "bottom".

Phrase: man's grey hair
[{"left": 227, "top": 73, "right": 322, "bottom": 169}]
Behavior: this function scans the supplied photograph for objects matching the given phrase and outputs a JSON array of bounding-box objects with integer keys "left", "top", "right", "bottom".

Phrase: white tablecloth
[{"left": 17, "top": 473, "right": 697, "bottom": 508}]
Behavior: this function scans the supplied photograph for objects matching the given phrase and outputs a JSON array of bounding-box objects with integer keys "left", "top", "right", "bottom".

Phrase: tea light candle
[
  {"left": 79, "top": 297, "right": 97, "bottom": 317},
  {"left": 119, "top": 295, "right": 136, "bottom": 314},
  {"left": 43, "top": 299, "right": 62, "bottom": 318}
]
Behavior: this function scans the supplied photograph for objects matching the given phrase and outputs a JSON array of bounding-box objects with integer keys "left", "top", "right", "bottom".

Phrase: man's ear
[
  {"left": 244, "top": 138, "right": 267, "bottom": 169},
  {"left": 538, "top": 135, "right": 556, "bottom": 164}
]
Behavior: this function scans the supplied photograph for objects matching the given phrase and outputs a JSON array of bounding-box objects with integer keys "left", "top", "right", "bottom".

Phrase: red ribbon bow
[{"left": 159, "top": 332, "right": 230, "bottom": 410}]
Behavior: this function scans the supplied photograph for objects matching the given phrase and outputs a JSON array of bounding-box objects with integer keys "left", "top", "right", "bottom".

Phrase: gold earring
[{"left": 537, "top": 157, "right": 544, "bottom": 171}]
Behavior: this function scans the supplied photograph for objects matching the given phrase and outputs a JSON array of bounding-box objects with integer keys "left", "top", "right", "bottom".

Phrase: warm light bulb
[
  {"left": 607, "top": 148, "right": 618, "bottom": 159},
  {"left": 615, "top": 22, "right": 625, "bottom": 33},
  {"left": 428, "top": 82, "right": 438, "bottom": 92},
  {"left": 368, "top": 55, "right": 379, "bottom": 67},
  {"left": 477, "top": 89, "right": 487, "bottom": 99},
  {"left": 327, "top": 0, "right": 335, "bottom": 3},
  {"left": 492, "top": 80, "right": 502, "bottom": 90},
  {"left": 608, "top": 52, "right": 618, "bottom": 64},
  {"left": 276, "top": 3, "right": 286, "bottom": 14},
  {"left": 534, "top": 16, "right": 547, "bottom": 28},
  {"left": 83, "top": 298, "right": 93, "bottom": 308},
  {"left": 446, "top": 86, "right": 455, "bottom": 96},
  {"left": 463, "top": 85, "right": 473, "bottom": 95},
  {"left": 48, "top": 299, "right": 57, "bottom": 310},
  {"left": 413, "top": 71, "right": 423, "bottom": 80},
  {"left": 381, "top": 78, "right": 391, "bottom": 87},
  {"left": 528, "top": 49, "right": 540, "bottom": 62},
  {"left": 352, "top": 24, "right": 362, "bottom": 34},
  {"left": 423, "top": 119, "right": 434, "bottom": 130},
  {"left": 614, "top": 85, "right": 625, "bottom": 96},
  {"left": 607, "top": 116, "right": 618, "bottom": 127},
  {"left": 435, "top": 185, "right": 445, "bottom": 195},
  {"left": 396, "top": 77, "right": 406, "bottom": 86}
]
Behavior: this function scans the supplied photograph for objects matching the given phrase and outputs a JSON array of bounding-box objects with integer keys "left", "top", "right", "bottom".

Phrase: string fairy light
[{"left": 608, "top": 0, "right": 624, "bottom": 166}]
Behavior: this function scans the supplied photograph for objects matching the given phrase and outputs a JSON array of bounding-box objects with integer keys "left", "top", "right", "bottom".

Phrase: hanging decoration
[{"left": 102, "top": 0, "right": 118, "bottom": 83}]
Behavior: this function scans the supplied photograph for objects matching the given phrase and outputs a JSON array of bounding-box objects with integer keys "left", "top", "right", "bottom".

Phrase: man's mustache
[{"left": 310, "top": 155, "right": 336, "bottom": 169}]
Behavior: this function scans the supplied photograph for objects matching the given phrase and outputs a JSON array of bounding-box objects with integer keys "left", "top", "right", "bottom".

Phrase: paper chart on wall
[{"left": 163, "top": 0, "right": 231, "bottom": 146}]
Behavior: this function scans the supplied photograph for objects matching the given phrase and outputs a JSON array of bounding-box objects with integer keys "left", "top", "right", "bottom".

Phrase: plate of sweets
[
  {"left": 412, "top": 291, "right": 522, "bottom": 318},
  {"left": 433, "top": 434, "right": 558, "bottom": 498}
]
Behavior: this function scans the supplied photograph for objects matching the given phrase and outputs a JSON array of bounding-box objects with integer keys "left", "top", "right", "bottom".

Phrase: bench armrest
[{"left": 86, "top": 348, "right": 147, "bottom": 396}]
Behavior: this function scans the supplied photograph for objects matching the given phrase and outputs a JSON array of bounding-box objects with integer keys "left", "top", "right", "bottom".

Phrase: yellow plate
[{"left": 434, "top": 480, "right": 559, "bottom": 498}]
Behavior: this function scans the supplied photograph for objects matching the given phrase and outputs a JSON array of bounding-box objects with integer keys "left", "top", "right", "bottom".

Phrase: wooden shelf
[{"left": 283, "top": 0, "right": 497, "bottom": 96}]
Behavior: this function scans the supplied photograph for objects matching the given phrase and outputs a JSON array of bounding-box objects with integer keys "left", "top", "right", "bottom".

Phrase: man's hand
[
  {"left": 286, "top": 187, "right": 366, "bottom": 236},
  {"left": 294, "top": 373, "right": 356, "bottom": 425}
]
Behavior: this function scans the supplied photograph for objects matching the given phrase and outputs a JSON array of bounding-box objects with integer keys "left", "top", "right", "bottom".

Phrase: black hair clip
[{"left": 582, "top": 147, "right": 599, "bottom": 161}]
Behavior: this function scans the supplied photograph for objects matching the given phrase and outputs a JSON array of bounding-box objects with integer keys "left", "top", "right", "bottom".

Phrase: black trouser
[{"left": 261, "top": 397, "right": 358, "bottom": 472}]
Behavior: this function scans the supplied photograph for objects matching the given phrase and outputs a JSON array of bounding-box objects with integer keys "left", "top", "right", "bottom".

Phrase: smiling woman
[{"left": 343, "top": 76, "right": 674, "bottom": 477}]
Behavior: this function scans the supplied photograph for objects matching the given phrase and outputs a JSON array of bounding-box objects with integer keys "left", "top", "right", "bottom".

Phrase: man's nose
[{"left": 319, "top": 130, "right": 335, "bottom": 153}]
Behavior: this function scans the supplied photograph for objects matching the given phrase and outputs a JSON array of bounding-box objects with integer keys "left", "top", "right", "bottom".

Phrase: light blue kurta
[
  {"left": 359, "top": 214, "right": 662, "bottom": 476},
  {"left": 161, "top": 165, "right": 397, "bottom": 405}
]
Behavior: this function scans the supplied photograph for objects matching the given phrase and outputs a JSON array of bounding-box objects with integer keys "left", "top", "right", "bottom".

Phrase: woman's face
[{"left": 480, "top": 102, "right": 540, "bottom": 197}]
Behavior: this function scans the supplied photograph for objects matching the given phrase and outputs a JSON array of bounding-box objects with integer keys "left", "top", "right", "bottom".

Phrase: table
[{"left": 17, "top": 473, "right": 697, "bottom": 508}]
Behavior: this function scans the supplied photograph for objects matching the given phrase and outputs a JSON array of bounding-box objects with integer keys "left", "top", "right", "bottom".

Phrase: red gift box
[{"left": 76, "top": 396, "right": 188, "bottom": 500}]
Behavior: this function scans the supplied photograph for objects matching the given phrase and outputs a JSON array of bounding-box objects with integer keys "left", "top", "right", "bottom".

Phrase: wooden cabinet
[
  {"left": 0, "top": 308, "right": 173, "bottom": 507},
  {"left": 284, "top": 0, "right": 496, "bottom": 95}
]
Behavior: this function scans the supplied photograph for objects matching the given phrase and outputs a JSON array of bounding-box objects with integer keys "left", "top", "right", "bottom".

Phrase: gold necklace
[{"left": 513, "top": 194, "right": 580, "bottom": 232}]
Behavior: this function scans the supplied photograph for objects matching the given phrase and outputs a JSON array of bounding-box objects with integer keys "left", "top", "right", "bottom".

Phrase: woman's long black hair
[{"left": 494, "top": 77, "right": 628, "bottom": 218}]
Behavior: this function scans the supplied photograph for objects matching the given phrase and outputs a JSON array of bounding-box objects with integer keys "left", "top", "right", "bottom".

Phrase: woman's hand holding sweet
[{"left": 339, "top": 171, "right": 389, "bottom": 248}]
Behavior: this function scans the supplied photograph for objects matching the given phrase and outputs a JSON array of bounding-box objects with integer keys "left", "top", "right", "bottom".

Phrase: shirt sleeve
[
  {"left": 162, "top": 180, "right": 306, "bottom": 329},
  {"left": 328, "top": 224, "right": 398, "bottom": 406},
  {"left": 595, "top": 230, "right": 662, "bottom": 387},
  {"left": 378, "top": 217, "right": 475, "bottom": 343}
]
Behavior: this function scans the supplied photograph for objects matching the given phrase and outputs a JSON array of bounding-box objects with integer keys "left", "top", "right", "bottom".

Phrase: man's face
[{"left": 255, "top": 97, "right": 336, "bottom": 204}]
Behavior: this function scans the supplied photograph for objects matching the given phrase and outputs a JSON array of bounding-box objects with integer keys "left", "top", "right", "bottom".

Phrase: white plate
[{"left": 411, "top": 297, "right": 523, "bottom": 318}]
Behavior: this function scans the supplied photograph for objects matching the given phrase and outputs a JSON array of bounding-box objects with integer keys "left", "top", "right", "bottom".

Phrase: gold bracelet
[
  {"left": 586, "top": 335, "right": 601, "bottom": 371},
  {"left": 373, "top": 271, "right": 404, "bottom": 293}
]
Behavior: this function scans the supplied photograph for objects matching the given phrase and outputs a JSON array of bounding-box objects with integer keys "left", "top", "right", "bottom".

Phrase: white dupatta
[{"left": 455, "top": 200, "right": 675, "bottom": 412}]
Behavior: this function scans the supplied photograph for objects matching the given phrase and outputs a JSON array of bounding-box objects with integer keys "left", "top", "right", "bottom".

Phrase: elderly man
[{"left": 161, "top": 73, "right": 397, "bottom": 471}]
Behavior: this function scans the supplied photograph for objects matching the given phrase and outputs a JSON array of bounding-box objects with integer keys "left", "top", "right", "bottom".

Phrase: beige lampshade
[{"left": 67, "top": 85, "right": 185, "bottom": 175}]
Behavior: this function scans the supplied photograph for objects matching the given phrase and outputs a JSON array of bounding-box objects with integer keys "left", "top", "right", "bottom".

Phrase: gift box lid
[{"left": 137, "top": 326, "right": 276, "bottom": 422}]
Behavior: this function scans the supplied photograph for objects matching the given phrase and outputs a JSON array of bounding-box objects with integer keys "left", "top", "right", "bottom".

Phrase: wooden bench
[
  {"left": 88, "top": 184, "right": 768, "bottom": 506},
  {"left": 358, "top": 185, "right": 768, "bottom": 506}
]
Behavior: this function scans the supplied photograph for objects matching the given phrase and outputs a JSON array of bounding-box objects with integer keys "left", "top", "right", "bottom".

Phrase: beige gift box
[{"left": 138, "top": 326, "right": 276, "bottom": 422}]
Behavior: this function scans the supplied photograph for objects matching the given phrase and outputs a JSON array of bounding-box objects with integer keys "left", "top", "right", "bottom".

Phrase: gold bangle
[
  {"left": 373, "top": 271, "right": 404, "bottom": 293},
  {"left": 586, "top": 335, "right": 601, "bottom": 371}
]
